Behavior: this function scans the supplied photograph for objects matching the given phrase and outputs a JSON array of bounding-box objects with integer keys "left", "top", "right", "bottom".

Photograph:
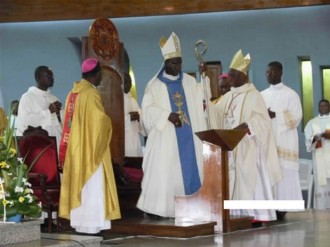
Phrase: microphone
[
  {"left": 56, "top": 112, "right": 61, "bottom": 123},
  {"left": 51, "top": 101, "right": 62, "bottom": 123}
]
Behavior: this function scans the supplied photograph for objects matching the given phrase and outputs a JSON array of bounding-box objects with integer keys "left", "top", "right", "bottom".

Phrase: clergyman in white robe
[
  {"left": 17, "top": 86, "right": 63, "bottom": 149},
  {"left": 215, "top": 82, "right": 282, "bottom": 221},
  {"left": 261, "top": 82, "right": 303, "bottom": 209},
  {"left": 137, "top": 70, "right": 206, "bottom": 217},
  {"left": 124, "top": 92, "right": 146, "bottom": 156},
  {"left": 304, "top": 103, "right": 330, "bottom": 209}
]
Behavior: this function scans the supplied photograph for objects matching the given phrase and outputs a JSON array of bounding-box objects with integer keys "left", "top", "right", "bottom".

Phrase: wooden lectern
[{"left": 175, "top": 129, "right": 246, "bottom": 233}]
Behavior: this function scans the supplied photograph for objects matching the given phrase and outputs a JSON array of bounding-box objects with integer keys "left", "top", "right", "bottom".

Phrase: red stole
[{"left": 59, "top": 92, "right": 78, "bottom": 166}]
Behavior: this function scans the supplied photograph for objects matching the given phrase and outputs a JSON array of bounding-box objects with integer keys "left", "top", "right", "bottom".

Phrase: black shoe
[{"left": 276, "top": 211, "right": 287, "bottom": 221}]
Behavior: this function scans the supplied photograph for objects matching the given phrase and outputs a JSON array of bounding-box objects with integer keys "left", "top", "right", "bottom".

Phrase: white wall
[{"left": 1, "top": 5, "right": 329, "bottom": 158}]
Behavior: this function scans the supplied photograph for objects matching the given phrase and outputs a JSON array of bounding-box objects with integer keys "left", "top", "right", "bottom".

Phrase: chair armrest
[
  {"left": 29, "top": 172, "right": 48, "bottom": 182},
  {"left": 123, "top": 156, "right": 143, "bottom": 169},
  {"left": 112, "top": 160, "right": 142, "bottom": 187},
  {"left": 28, "top": 172, "right": 56, "bottom": 205}
]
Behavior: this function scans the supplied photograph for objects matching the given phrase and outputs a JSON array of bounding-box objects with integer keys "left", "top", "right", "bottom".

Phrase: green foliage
[{"left": 0, "top": 108, "right": 42, "bottom": 220}]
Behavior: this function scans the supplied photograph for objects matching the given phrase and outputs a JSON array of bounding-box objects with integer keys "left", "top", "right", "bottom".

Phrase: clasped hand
[
  {"left": 168, "top": 112, "right": 182, "bottom": 128},
  {"left": 49, "top": 101, "right": 62, "bottom": 114},
  {"left": 313, "top": 131, "right": 330, "bottom": 143},
  {"left": 268, "top": 108, "right": 276, "bottom": 119},
  {"left": 129, "top": 111, "right": 140, "bottom": 121},
  {"left": 321, "top": 131, "right": 330, "bottom": 139}
]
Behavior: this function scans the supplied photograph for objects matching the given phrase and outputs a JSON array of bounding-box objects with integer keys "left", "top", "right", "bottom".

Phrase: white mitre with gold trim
[
  {"left": 159, "top": 32, "right": 182, "bottom": 61},
  {"left": 229, "top": 49, "right": 251, "bottom": 75}
]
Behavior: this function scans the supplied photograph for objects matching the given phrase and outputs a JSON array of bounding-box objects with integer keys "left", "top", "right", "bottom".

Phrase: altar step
[{"left": 107, "top": 218, "right": 216, "bottom": 238}]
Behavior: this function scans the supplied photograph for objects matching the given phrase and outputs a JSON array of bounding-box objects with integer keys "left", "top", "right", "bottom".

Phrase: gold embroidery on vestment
[
  {"left": 277, "top": 147, "right": 299, "bottom": 162},
  {"left": 284, "top": 110, "right": 295, "bottom": 129}
]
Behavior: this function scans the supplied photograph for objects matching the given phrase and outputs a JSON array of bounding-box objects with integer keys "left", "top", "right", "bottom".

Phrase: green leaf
[{"left": 26, "top": 143, "right": 52, "bottom": 174}]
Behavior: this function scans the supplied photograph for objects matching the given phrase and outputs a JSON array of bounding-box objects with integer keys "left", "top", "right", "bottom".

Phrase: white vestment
[
  {"left": 137, "top": 71, "right": 206, "bottom": 217},
  {"left": 304, "top": 114, "right": 330, "bottom": 209},
  {"left": 70, "top": 165, "right": 111, "bottom": 233},
  {"left": 261, "top": 83, "right": 303, "bottom": 209},
  {"left": 209, "top": 96, "right": 224, "bottom": 130},
  {"left": 124, "top": 92, "right": 146, "bottom": 156},
  {"left": 215, "top": 82, "right": 282, "bottom": 221},
  {"left": 17, "top": 86, "right": 63, "bottom": 149}
]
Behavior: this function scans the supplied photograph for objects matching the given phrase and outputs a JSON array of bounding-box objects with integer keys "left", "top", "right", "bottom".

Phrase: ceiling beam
[{"left": 1, "top": 0, "right": 329, "bottom": 23}]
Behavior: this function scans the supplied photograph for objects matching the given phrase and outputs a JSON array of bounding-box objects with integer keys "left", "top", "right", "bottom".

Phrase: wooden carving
[{"left": 89, "top": 17, "right": 120, "bottom": 60}]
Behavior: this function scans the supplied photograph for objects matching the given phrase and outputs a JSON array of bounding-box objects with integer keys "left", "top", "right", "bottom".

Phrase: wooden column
[{"left": 82, "top": 18, "right": 125, "bottom": 161}]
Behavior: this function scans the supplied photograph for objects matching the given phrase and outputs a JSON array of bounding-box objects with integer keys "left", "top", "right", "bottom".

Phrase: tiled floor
[
  {"left": 100, "top": 210, "right": 330, "bottom": 247},
  {"left": 6, "top": 210, "right": 330, "bottom": 247}
]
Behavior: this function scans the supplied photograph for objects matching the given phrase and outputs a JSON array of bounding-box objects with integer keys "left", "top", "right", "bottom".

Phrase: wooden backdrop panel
[
  {"left": 82, "top": 18, "right": 125, "bottom": 161},
  {"left": 206, "top": 61, "right": 222, "bottom": 100},
  {"left": 99, "top": 66, "right": 125, "bottom": 161}
]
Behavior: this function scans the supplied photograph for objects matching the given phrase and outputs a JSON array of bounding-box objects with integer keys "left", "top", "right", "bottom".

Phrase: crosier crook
[{"left": 194, "top": 40, "right": 210, "bottom": 129}]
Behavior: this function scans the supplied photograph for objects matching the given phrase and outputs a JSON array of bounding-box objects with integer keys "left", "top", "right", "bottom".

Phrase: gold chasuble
[{"left": 59, "top": 79, "right": 121, "bottom": 220}]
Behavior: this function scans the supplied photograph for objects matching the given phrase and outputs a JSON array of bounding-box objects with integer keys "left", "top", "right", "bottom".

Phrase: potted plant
[{"left": 0, "top": 110, "right": 42, "bottom": 222}]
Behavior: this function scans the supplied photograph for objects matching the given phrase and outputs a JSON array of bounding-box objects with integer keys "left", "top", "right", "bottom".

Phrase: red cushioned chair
[
  {"left": 112, "top": 156, "right": 144, "bottom": 217},
  {"left": 122, "top": 156, "right": 144, "bottom": 184},
  {"left": 18, "top": 126, "right": 61, "bottom": 233}
]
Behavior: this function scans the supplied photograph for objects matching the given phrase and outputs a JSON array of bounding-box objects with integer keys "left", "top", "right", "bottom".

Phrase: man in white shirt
[
  {"left": 17, "top": 66, "right": 63, "bottom": 149},
  {"left": 304, "top": 99, "right": 330, "bottom": 209},
  {"left": 123, "top": 72, "right": 146, "bottom": 156},
  {"left": 261, "top": 61, "right": 303, "bottom": 220}
]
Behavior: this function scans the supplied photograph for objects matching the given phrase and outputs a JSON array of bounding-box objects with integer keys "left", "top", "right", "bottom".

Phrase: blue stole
[{"left": 157, "top": 69, "right": 201, "bottom": 195}]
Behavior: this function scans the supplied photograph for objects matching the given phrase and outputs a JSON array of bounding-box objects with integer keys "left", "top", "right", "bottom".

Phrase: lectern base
[
  {"left": 107, "top": 215, "right": 254, "bottom": 238},
  {"left": 109, "top": 218, "right": 216, "bottom": 238},
  {"left": 226, "top": 215, "right": 254, "bottom": 232}
]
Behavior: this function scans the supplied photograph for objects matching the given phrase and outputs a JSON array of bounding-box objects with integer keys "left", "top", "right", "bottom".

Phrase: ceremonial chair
[
  {"left": 18, "top": 126, "right": 61, "bottom": 233},
  {"left": 122, "top": 156, "right": 143, "bottom": 184},
  {"left": 112, "top": 156, "right": 144, "bottom": 217},
  {"left": 299, "top": 158, "right": 313, "bottom": 209}
]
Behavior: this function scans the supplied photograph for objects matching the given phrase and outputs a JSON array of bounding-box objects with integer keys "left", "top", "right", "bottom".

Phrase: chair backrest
[
  {"left": 299, "top": 159, "right": 313, "bottom": 190},
  {"left": 299, "top": 158, "right": 313, "bottom": 209},
  {"left": 18, "top": 128, "right": 60, "bottom": 188}
]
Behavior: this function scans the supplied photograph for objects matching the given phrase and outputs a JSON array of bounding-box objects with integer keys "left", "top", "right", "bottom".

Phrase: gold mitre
[
  {"left": 229, "top": 49, "right": 251, "bottom": 75},
  {"left": 159, "top": 32, "right": 182, "bottom": 61}
]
